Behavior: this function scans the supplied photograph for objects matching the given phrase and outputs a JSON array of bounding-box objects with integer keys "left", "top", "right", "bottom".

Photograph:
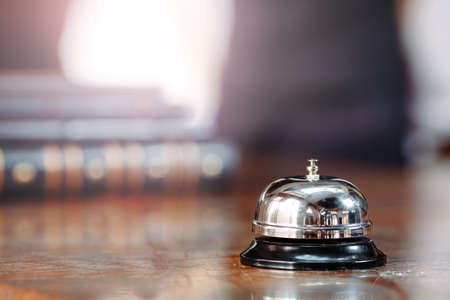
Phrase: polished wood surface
[{"left": 0, "top": 156, "right": 449, "bottom": 299}]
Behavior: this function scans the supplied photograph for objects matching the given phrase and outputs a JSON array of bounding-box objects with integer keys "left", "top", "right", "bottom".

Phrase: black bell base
[{"left": 240, "top": 237, "right": 386, "bottom": 270}]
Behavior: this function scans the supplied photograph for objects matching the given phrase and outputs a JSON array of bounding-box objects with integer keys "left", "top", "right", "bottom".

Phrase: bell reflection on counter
[
  {"left": 240, "top": 274, "right": 403, "bottom": 300},
  {"left": 240, "top": 159, "right": 386, "bottom": 270}
]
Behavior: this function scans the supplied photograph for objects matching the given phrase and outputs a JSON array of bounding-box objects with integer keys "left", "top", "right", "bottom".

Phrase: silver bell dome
[{"left": 253, "top": 159, "right": 372, "bottom": 239}]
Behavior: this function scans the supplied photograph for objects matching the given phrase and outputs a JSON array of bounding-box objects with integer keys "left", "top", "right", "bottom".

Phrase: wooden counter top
[{"left": 0, "top": 157, "right": 449, "bottom": 299}]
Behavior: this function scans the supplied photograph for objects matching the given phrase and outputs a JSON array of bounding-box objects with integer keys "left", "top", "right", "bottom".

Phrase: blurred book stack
[{"left": 0, "top": 73, "right": 239, "bottom": 197}]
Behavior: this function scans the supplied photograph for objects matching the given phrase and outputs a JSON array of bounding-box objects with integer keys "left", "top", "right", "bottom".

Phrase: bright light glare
[{"left": 59, "top": 0, "right": 233, "bottom": 121}]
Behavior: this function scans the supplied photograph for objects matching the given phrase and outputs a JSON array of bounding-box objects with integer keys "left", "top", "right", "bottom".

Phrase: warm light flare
[{"left": 59, "top": 0, "right": 233, "bottom": 121}]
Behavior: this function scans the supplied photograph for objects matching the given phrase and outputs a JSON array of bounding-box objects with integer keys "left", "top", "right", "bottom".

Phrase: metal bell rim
[{"left": 252, "top": 219, "right": 373, "bottom": 239}]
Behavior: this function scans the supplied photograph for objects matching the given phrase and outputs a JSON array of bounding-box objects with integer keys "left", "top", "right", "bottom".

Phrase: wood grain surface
[{"left": 0, "top": 155, "right": 449, "bottom": 299}]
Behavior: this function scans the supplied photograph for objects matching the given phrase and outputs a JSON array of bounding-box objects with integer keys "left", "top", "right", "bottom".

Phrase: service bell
[{"left": 240, "top": 159, "right": 386, "bottom": 270}]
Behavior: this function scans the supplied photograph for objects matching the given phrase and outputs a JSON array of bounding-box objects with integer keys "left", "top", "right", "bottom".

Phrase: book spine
[{"left": 0, "top": 142, "right": 239, "bottom": 197}]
